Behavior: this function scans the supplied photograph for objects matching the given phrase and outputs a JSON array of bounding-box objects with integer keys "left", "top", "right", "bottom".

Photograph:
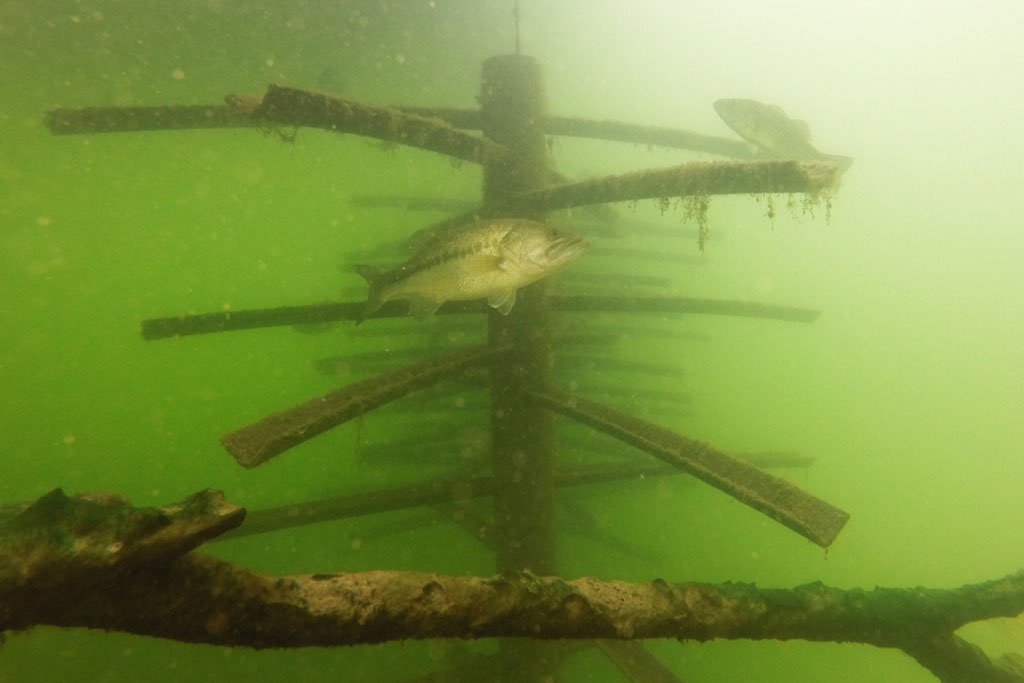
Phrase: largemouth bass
[
  {"left": 354, "top": 218, "right": 587, "bottom": 323},
  {"left": 714, "top": 98, "right": 853, "bottom": 171}
]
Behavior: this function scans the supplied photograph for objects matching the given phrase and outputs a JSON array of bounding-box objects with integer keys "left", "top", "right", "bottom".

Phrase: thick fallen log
[{"left": 2, "top": 489, "right": 1022, "bottom": 683}]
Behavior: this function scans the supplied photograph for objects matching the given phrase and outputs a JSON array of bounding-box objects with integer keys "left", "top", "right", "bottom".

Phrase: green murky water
[{"left": 3, "top": 1, "right": 1024, "bottom": 681}]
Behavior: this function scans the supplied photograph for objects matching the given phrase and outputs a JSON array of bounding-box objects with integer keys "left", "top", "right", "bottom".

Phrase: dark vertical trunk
[{"left": 479, "top": 54, "right": 560, "bottom": 682}]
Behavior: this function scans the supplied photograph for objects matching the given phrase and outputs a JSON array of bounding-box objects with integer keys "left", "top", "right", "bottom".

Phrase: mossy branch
[
  {"left": 494, "top": 160, "right": 840, "bottom": 215},
  {"left": 1, "top": 489, "right": 1022, "bottom": 683}
]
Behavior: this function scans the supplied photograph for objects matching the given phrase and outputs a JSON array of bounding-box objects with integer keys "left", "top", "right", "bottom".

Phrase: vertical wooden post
[{"left": 480, "top": 54, "right": 560, "bottom": 681}]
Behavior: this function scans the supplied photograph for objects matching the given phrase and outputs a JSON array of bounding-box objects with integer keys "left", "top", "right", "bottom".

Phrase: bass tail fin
[{"left": 353, "top": 264, "right": 385, "bottom": 325}]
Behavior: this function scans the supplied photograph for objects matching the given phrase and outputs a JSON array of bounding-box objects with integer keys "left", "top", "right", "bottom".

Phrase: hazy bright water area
[{"left": 2, "top": 1, "right": 1024, "bottom": 681}]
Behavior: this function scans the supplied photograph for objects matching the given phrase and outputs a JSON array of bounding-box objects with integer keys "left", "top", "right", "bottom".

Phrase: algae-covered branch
[
  {"left": 1, "top": 488, "right": 1022, "bottom": 683},
  {"left": 494, "top": 159, "right": 840, "bottom": 215}
]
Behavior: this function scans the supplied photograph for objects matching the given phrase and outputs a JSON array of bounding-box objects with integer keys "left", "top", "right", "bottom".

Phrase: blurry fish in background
[
  {"left": 354, "top": 218, "right": 588, "bottom": 323},
  {"left": 714, "top": 98, "right": 854, "bottom": 171}
]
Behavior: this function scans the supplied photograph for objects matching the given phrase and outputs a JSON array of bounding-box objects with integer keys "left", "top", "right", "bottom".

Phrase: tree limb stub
[
  {"left": 528, "top": 388, "right": 849, "bottom": 547},
  {"left": 497, "top": 160, "right": 840, "bottom": 215},
  {"left": 233, "top": 85, "right": 513, "bottom": 166},
  {"left": 0, "top": 488, "right": 243, "bottom": 613},
  {"left": 220, "top": 345, "right": 512, "bottom": 468}
]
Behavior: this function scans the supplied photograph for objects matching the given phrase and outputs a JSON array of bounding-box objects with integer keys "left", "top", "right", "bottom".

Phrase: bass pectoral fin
[
  {"left": 488, "top": 289, "right": 517, "bottom": 315},
  {"left": 409, "top": 295, "right": 443, "bottom": 320}
]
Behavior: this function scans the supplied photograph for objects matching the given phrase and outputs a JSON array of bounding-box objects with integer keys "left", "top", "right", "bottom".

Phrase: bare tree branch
[
  {"left": 140, "top": 297, "right": 818, "bottom": 340},
  {"left": 220, "top": 345, "right": 511, "bottom": 468},
  {"left": 44, "top": 104, "right": 256, "bottom": 135},
  {"left": 528, "top": 388, "right": 849, "bottom": 547},
  {"left": 228, "top": 86, "right": 513, "bottom": 165}
]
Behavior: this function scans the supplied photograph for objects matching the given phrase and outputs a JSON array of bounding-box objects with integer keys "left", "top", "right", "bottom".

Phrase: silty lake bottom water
[{"left": 2, "top": 1, "right": 1023, "bottom": 681}]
